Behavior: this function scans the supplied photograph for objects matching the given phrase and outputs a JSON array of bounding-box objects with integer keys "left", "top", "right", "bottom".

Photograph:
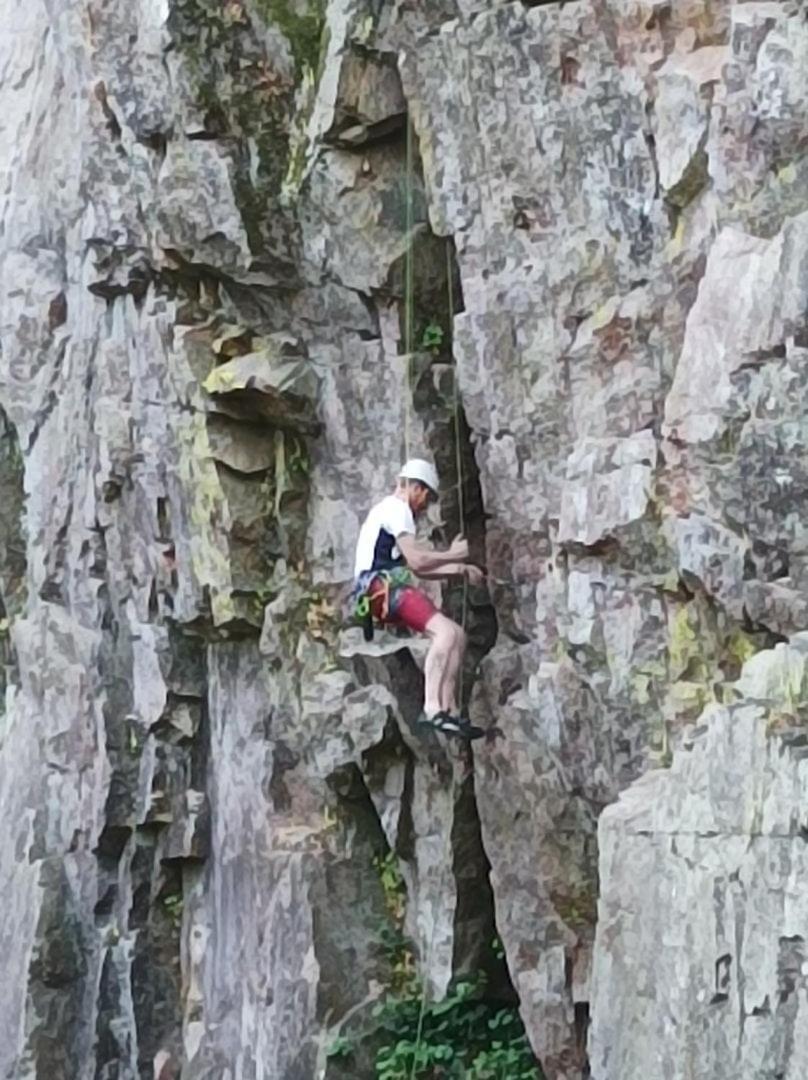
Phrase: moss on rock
[
  {"left": 168, "top": 0, "right": 301, "bottom": 244},
  {"left": 254, "top": 0, "right": 327, "bottom": 75}
]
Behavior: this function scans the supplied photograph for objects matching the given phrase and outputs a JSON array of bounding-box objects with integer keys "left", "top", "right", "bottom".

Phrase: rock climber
[{"left": 353, "top": 458, "right": 485, "bottom": 739}]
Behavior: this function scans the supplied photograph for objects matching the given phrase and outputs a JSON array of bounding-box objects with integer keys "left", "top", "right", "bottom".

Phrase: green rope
[
  {"left": 409, "top": 769, "right": 458, "bottom": 1080},
  {"left": 448, "top": 239, "right": 469, "bottom": 706},
  {"left": 402, "top": 132, "right": 470, "bottom": 1080},
  {"left": 404, "top": 117, "right": 415, "bottom": 462}
]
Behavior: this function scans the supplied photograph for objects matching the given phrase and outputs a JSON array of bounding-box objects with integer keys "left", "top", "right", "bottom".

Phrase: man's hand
[
  {"left": 464, "top": 564, "right": 485, "bottom": 587},
  {"left": 448, "top": 534, "right": 469, "bottom": 561}
]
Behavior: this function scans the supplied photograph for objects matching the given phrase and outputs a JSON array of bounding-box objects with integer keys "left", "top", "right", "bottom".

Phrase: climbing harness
[{"left": 352, "top": 566, "right": 415, "bottom": 641}]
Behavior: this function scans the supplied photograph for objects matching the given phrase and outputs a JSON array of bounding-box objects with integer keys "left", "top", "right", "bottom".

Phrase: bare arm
[
  {"left": 397, "top": 535, "right": 485, "bottom": 584},
  {"left": 418, "top": 562, "right": 486, "bottom": 585},
  {"left": 416, "top": 561, "right": 467, "bottom": 580},
  {"left": 397, "top": 534, "right": 467, "bottom": 576}
]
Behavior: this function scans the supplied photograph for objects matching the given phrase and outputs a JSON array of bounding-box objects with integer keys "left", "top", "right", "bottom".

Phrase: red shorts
[{"left": 369, "top": 579, "right": 438, "bottom": 633}]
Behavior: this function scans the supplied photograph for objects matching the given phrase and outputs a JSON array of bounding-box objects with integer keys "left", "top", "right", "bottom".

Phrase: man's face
[{"left": 407, "top": 481, "right": 434, "bottom": 515}]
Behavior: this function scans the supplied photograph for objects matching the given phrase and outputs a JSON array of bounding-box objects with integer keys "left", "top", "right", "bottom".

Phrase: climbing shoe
[
  {"left": 418, "top": 711, "right": 485, "bottom": 740},
  {"left": 417, "top": 711, "right": 456, "bottom": 735},
  {"left": 454, "top": 715, "right": 486, "bottom": 741}
]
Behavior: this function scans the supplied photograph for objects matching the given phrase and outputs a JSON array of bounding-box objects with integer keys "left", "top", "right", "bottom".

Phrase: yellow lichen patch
[
  {"left": 306, "top": 595, "right": 338, "bottom": 644},
  {"left": 355, "top": 14, "right": 375, "bottom": 45},
  {"left": 725, "top": 628, "right": 758, "bottom": 669},
  {"left": 630, "top": 671, "right": 651, "bottom": 706},
  {"left": 737, "top": 643, "right": 808, "bottom": 715},
  {"left": 666, "top": 215, "right": 686, "bottom": 256},
  {"left": 659, "top": 602, "right": 723, "bottom": 745},
  {"left": 666, "top": 679, "right": 712, "bottom": 713},
  {"left": 202, "top": 366, "right": 238, "bottom": 394},
  {"left": 589, "top": 296, "right": 621, "bottom": 331},
  {"left": 551, "top": 880, "right": 598, "bottom": 930},
  {"left": 667, "top": 604, "right": 700, "bottom": 681},
  {"left": 281, "top": 63, "right": 319, "bottom": 205}
]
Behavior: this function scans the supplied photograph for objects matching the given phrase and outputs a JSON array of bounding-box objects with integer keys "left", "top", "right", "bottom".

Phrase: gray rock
[
  {"left": 558, "top": 432, "right": 657, "bottom": 547},
  {"left": 654, "top": 47, "right": 727, "bottom": 206},
  {"left": 3, "top": 0, "right": 808, "bottom": 1078},
  {"left": 590, "top": 640, "right": 808, "bottom": 1080},
  {"left": 666, "top": 512, "right": 748, "bottom": 616},
  {"left": 663, "top": 217, "right": 808, "bottom": 446}
]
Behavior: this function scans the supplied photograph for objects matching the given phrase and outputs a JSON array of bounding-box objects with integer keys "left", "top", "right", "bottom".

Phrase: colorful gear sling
[{"left": 353, "top": 566, "right": 414, "bottom": 641}]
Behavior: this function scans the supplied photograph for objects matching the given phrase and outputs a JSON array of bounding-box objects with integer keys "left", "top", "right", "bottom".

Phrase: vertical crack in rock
[
  {"left": 394, "top": 232, "right": 499, "bottom": 699},
  {"left": 0, "top": 407, "right": 25, "bottom": 715},
  {"left": 26, "top": 858, "right": 93, "bottom": 1076}
]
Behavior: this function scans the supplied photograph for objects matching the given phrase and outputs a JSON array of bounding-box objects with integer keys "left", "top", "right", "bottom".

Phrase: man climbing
[{"left": 353, "top": 458, "right": 485, "bottom": 739}]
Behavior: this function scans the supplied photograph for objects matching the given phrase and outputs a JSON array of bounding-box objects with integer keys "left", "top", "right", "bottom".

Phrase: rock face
[
  {"left": 2, "top": 0, "right": 808, "bottom": 1078},
  {"left": 590, "top": 638, "right": 808, "bottom": 1080}
]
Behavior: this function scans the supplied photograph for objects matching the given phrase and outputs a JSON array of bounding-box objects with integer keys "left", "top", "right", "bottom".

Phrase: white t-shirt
[{"left": 354, "top": 494, "right": 416, "bottom": 579}]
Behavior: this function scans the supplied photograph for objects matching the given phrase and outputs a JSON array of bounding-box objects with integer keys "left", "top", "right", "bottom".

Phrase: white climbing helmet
[{"left": 399, "top": 458, "right": 440, "bottom": 495}]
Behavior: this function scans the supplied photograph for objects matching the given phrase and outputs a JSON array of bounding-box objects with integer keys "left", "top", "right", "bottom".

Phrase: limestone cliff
[{"left": 2, "top": 1, "right": 808, "bottom": 1078}]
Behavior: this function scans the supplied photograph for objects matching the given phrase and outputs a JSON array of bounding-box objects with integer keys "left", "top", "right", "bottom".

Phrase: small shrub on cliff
[
  {"left": 327, "top": 853, "right": 542, "bottom": 1078},
  {"left": 420, "top": 321, "right": 445, "bottom": 353},
  {"left": 328, "top": 972, "right": 541, "bottom": 1079},
  {"left": 371, "top": 975, "right": 541, "bottom": 1080}
]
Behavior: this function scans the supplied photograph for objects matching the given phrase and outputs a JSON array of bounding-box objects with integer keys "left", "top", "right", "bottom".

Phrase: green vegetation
[
  {"left": 161, "top": 890, "right": 184, "bottom": 931},
  {"left": 373, "top": 853, "right": 415, "bottom": 994},
  {"left": 169, "top": 0, "right": 326, "bottom": 238},
  {"left": 328, "top": 973, "right": 542, "bottom": 1079},
  {"left": 420, "top": 321, "right": 445, "bottom": 354},
  {"left": 328, "top": 854, "right": 542, "bottom": 1079},
  {"left": 169, "top": 0, "right": 292, "bottom": 202},
  {"left": 372, "top": 976, "right": 541, "bottom": 1080},
  {"left": 375, "top": 852, "right": 406, "bottom": 924},
  {"left": 254, "top": 0, "right": 327, "bottom": 75}
]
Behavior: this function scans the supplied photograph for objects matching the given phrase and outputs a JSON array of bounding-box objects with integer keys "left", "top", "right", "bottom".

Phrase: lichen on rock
[{"left": 3, "top": 0, "right": 808, "bottom": 1078}]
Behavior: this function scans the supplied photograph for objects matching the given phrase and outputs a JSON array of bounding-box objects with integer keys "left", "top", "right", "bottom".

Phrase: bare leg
[
  {"left": 440, "top": 624, "right": 466, "bottom": 714},
  {"left": 423, "top": 613, "right": 458, "bottom": 717}
]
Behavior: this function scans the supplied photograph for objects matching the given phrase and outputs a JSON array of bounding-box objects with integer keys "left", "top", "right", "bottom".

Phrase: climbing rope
[
  {"left": 409, "top": 767, "right": 458, "bottom": 1080},
  {"left": 403, "top": 117, "right": 470, "bottom": 683},
  {"left": 404, "top": 116, "right": 416, "bottom": 465},
  {"left": 401, "top": 122, "right": 474, "bottom": 666},
  {"left": 402, "top": 111, "right": 473, "bottom": 1080},
  {"left": 448, "top": 238, "right": 470, "bottom": 708}
]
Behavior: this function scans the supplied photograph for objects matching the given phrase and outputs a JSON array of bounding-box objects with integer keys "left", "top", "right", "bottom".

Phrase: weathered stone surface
[
  {"left": 654, "top": 45, "right": 727, "bottom": 206},
  {"left": 203, "top": 334, "right": 321, "bottom": 435},
  {"left": 665, "top": 512, "right": 748, "bottom": 616},
  {"left": 403, "top": 1, "right": 808, "bottom": 1076},
  {"left": 590, "top": 638, "right": 808, "bottom": 1080},
  {"left": 558, "top": 432, "right": 657, "bottom": 547},
  {"left": 3, "top": 0, "right": 808, "bottom": 1078},
  {"left": 663, "top": 218, "right": 808, "bottom": 445}
]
